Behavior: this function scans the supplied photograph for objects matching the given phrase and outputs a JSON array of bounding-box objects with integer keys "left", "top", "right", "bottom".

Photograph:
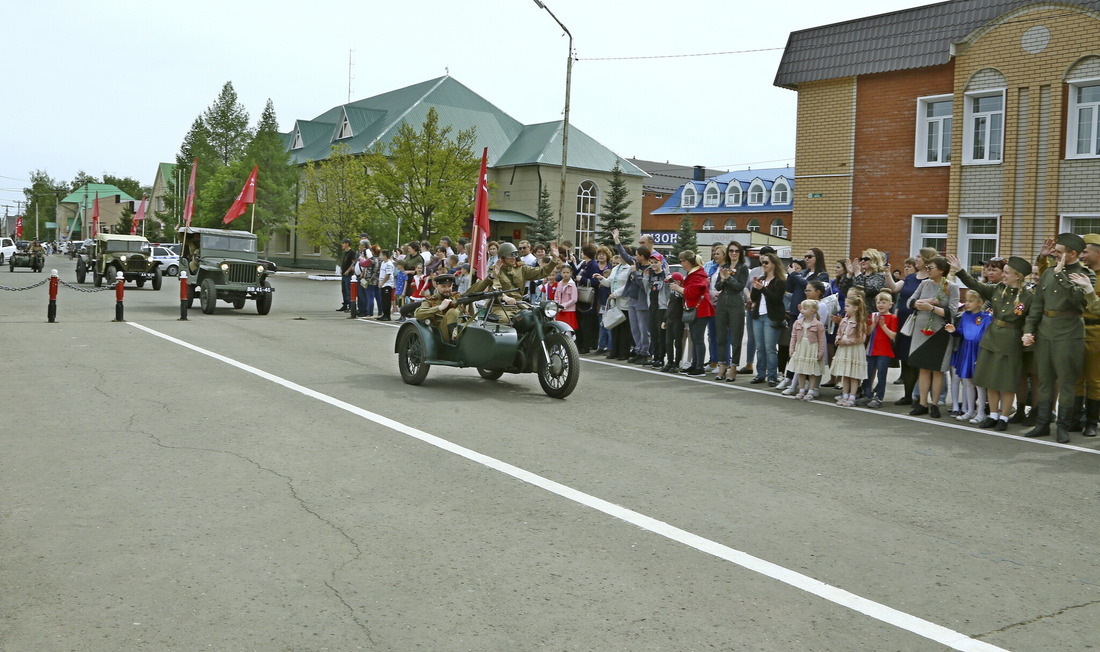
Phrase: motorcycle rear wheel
[{"left": 398, "top": 328, "right": 431, "bottom": 385}]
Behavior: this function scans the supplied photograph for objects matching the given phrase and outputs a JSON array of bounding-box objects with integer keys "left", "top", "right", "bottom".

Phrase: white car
[
  {"left": 142, "top": 245, "right": 180, "bottom": 276},
  {"left": 0, "top": 237, "right": 15, "bottom": 264}
]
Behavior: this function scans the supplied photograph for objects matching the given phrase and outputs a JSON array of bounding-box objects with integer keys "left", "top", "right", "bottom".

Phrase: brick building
[{"left": 775, "top": 0, "right": 1100, "bottom": 270}]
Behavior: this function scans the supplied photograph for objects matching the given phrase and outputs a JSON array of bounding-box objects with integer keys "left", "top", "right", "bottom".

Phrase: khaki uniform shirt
[
  {"left": 1024, "top": 259, "right": 1097, "bottom": 340},
  {"left": 468, "top": 258, "right": 558, "bottom": 297}
]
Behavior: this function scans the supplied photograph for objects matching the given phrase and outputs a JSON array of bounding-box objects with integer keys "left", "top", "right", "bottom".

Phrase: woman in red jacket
[{"left": 669, "top": 250, "right": 715, "bottom": 376}]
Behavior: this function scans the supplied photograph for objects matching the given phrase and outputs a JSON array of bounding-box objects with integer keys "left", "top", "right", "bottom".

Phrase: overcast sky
[{"left": 1, "top": 0, "right": 934, "bottom": 213}]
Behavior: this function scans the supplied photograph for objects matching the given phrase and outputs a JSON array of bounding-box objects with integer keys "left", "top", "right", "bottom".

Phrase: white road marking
[{"left": 129, "top": 321, "right": 1008, "bottom": 652}]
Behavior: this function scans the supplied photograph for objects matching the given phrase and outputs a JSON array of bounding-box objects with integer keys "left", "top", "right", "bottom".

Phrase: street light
[{"left": 532, "top": 0, "right": 573, "bottom": 241}]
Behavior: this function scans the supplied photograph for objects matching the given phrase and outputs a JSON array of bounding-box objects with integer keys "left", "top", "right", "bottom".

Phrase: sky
[{"left": 0, "top": 0, "right": 936, "bottom": 215}]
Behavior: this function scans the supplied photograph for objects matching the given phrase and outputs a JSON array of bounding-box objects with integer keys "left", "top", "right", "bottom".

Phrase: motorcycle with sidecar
[{"left": 394, "top": 289, "right": 580, "bottom": 398}]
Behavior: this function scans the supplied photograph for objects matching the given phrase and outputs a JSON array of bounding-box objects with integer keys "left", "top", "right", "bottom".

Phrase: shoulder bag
[
  {"left": 602, "top": 298, "right": 626, "bottom": 329},
  {"left": 577, "top": 285, "right": 595, "bottom": 305}
]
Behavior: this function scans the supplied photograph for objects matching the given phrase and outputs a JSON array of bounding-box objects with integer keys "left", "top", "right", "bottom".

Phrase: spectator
[
  {"left": 555, "top": 264, "right": 579, "bottom": 331},
  {"left": 338, "top": 238, "right": 354, "bottom": 312},
  {"left": 855, "top": 291, "right": 897, "bottom": 408},
  {"left": 518, "top": 240, "right": 537, "bottom": 266},
  {"left": 575, "top": 243, "right": 601, "bottom": 354},
  {"left": 784, "top": 299, "right": 827, "bottom": 400},
  {"left": 713, "top": 241, "right": 749, "bottom": 381},
  {"left": 671, "top": 249, "right": 714, "bottom": 376},
  {"left": 661, "top": 272, "right": 686, "bottom": 372},
  {"left": 643, "top": 252, "right": 670, "bottom": 368},
  {"left": 749, "top": 252, "right": 788, "bottom": 386},
  {"left": 592, "top": 246, "right": 614, "bottom": 354},
  {"left": 601, "top": 253, "right": 634, "bottom": 361},
  {"left": 906, "top": 256, "right": 959, "bottom": 419},
  {"left": 377, "top": 249, "right": 395, "bottom": 321},
  {"left": 486, "top": 241, "right": 500, "bottom": 270},
  {"left": 831, "top": 293, "right": 870, "bottom": 406},
  {"left": 740, "top": 245, "right": 776, "bottom": 376}
]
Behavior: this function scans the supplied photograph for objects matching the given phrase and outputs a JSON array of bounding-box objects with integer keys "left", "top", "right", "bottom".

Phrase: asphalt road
[{"left": 2, "top": 256, "right": 1099, "bottom": 651}]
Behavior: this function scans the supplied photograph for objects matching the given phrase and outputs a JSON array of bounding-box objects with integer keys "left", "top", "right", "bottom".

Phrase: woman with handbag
[
  {"left": 575, "top": 243, "right": 601, "bottom": 353},
  {"left": 669, "top": 250, "right": 714, "bottom": 376},
  {"left": 890, "top": 250, "right": 934, "bottom": 405},
  {"left": 906, "top": 256, "right": 959, "bottom": 418},
  {"left": 600, "top": 253, "right": 634, "bottom": 360},
  {"left": 749, "top": 252, "right": 788, "bottom": 386},
  {"left": 713, "top": 241, "right": 749, "bottom": 381}
]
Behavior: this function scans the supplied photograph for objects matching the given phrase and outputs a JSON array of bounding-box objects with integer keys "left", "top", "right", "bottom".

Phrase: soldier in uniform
[
  {"left": 1076, "top": 234, "right": 1100, "bottom": 437},
  {"left": 413, "top": 273, "right": 462, "bottom": 343},
  {"left": 466, "top": 241, "right": 559, "bottom": 322},
  {"left": 949, "top": 254, "right": 1033, "bottom": 431},
  {"left": 1021, "top": 233, "right": 1098, "bottom": 442}
]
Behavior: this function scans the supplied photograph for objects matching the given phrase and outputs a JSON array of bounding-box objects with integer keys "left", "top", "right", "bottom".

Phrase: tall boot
[
  {"left": 1023, "top": 401, "right": 1052, "bottom": 438},
  {"left": 1068, "top": 396, "right": 1085, "bottom": 432},
  {"left": 1055, "top": 401, "right": 1074, "bottom": 444},
  {"left": 1083, "top": 399, "right": 1100, "bottom": 438}
]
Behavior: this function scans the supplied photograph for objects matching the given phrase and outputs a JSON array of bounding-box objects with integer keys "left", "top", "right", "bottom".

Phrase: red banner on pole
[
  {"left": 15, "top": 216, "right": 22, "bottom": 239},
  {"left": 223, "top": 165, "right": 258, "bottom": 225},
  {"left": 471, "top": 148, "right": 490, "bottom": 280},
  {"left": 183, "top": 157, "right": 197, "bottom": 227},
  {"left": 131, "top": 195, "right": 146, "bottom": 235},
  {"left": 92, "top": 192, "right": 100, "bottom": 238}
]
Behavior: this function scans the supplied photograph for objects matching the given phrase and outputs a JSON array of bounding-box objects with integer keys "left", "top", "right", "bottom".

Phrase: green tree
[
  {"left": 241, "top": 99, "right": 297, "bottom": 242},
  {"left": 363, "top": 107, "right": 479, "bottom": 242},
  {"left": 526, "top": 184, "right": 557, "bottom": 248},
  {"left": 69, "top": 170, "right": 100, "bottom": 193},
  {"left": 204, "top": 81, "right": 251, "bottom": 166},
  {"left": 166, "top": 116, "right": 218, "bottom": 230},
  {"left": 670, "top": 210, "right": 697, "bottom": 258},
  {"left": 297, "top": 144, "right": 372, "bottom": 259},
  {"left": 595, "top": 163, "right": 634, "bottom": 246},
  {"left": 194, "top": 161, "right": 249, "bottom": 229},
  {"left": 23, "top": 170, "right": 66, "bottom": 240},
  {"left": 102, "top": 174, "right": 147, "bottom": 201}
]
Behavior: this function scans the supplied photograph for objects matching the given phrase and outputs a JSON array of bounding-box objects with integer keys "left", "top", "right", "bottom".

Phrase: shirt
[{"left": 378, "top": 260, "right": 395, "bottom": 288}]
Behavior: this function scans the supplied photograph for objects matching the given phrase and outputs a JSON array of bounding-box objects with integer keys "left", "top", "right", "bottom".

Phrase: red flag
[
  {"left": 15, "top": 216, "right": 22, "bottom": 239},
  {"left": 131, "top": 195, "right": 146, "bottom": 235},
  {"left": 471, "top": 148, "right": 490, "bottom": 280},
  {"left": 223, "top": 165, "right": 258, "bottom": 225},
  {"left": 183, "top": 157, "right": 197, "bottom": 227},
  {"left": 92, "top": 192, "right": 100, "bottom": 238}
]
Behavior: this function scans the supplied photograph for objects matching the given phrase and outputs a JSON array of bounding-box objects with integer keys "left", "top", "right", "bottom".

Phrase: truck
[
  {"left": 179, "top": 227, "right": 272, "bottom": 315},
  {"left": 77, "top": 233, "right": 163, "bottom": 289}
]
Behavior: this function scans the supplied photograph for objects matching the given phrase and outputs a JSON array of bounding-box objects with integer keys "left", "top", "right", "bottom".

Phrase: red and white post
[
  {"left": 113, "top": 271, "right": 125, "bottom": 322},
  {"left": 48, "top": 269, "right": 58, "bottom": 323},
  {"left": 179, "top": 271, "right": 189, "bottom": 321}
]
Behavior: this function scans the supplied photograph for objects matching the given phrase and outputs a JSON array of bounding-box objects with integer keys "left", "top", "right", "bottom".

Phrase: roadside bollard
[
  {"left": 179, "top": 271, "right": 189, "bottom": 321},
  {"left": 48, "top": 270, "right": 59, "bottom": 323},
  {"left": 113, "top": 271, "right": 125, "bottom": 322},
  {"left": 348, "top": 275, "right": 359, "bottom": 318}
]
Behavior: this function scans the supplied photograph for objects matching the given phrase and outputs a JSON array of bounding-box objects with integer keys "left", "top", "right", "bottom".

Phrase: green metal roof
[
  {"left": 158, "top": 162, "right": 176, "bottom": 182},
  {"left": 61, "top": 183, "right": 136, "bottom": 207},
  {"left": 495, "top": 121, "right": 645, "bottom": 176},
  {"left": 488, "top": 209, "right": 533, "bottom": 224}
]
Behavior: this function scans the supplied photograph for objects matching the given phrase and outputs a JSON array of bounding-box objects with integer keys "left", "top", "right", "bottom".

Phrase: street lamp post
[{"left": 533, "top": 0, "right": 572, "bottom": 242}]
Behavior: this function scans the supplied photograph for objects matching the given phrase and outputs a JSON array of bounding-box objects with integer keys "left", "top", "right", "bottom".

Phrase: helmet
[{"left": 497, "top": 242, "right": 518, "bottom": 258}]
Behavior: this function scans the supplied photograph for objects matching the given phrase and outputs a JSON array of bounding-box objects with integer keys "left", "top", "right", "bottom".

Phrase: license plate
[{"left": 247, "top": 286, "right": 272, "bottom": 293}]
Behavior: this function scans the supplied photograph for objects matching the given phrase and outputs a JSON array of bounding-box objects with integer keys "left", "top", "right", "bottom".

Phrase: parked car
[
  {"left": 142, "top": 244, "right": 181, "bottom": 276},
  {"left": 0, "top": 237, "right": 15, "bottom": 264}
]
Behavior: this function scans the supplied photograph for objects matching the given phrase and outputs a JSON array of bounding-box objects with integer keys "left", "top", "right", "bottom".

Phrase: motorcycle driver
[
  {"left": 414, "top": 273, "right": 463, "bottom": 342},
  {"left": 467, "top": 240, "right": 559, "bottom": 321},
  {"left": 29, "top": 239, "right": 45, "bottom": 255}
]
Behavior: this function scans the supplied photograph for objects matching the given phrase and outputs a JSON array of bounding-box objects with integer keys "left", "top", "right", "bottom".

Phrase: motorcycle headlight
[
  {"left": 220, "top": 263, "right": 230, "bottom": 272},
  {"left": 541, "top": 301, "right": 559, "bottom": 319}
]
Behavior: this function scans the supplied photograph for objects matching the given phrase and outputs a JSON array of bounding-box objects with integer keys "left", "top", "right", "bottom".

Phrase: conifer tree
[
  {"left": 526, "top": 184, "right": 557, "bottom": 248},
  {"left": 670, "top": 210, "right": 697, "bottom": 258},
  {"left": 595, "top": 163, "right": 633, "bottom": 246}
]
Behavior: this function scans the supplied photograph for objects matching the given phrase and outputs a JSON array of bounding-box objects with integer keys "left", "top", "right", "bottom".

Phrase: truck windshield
[
  {"left": 200, "top": 235, "right": 256, "bottom": 253},
  {"left": 104, "top": 240, "right": 147, "bottom": 253}
]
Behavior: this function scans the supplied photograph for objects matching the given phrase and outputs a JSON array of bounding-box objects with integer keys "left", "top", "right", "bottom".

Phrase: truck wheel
[
  {"left": 398, "top": 327, "right": 430, "bottom": 385},
  {"left": 537, "top": 332, "right": 580, "bottom": 399},
  {"left": 256, "top": 281, "right": 272, "bottom": 315},
  {"left": 232, "top": 296, "right": 246, "bottom": 309},
  {"left": 136, "top": 278, "right": 145, "bottom": 288},
  {"left": 76, "top": 262, "right": 86, "bottom": 284},
  {"left": 151, "top": 267, "right": 162, "bottom": 291},
  {"left": 200, "top": 278, "right": 217, "bottom": 314},
  {"left": 477, "top": 368, "right": 504, "bottom": 380},
  {"left": 93, "top": 269, "right": 102, "bottom": 287},
  {"left": 186, "top": 284, "right": 196, "bottom": 310},
  {"left": 8, "top": 261, "right": 13, "bottom": 273}
]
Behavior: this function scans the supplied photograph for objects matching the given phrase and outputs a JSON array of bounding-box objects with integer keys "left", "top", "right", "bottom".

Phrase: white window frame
[
  {"left": 703, "top": 182, "right": 721, "bottom": 207},
  {"left": 958, "top": 214, "right": 1000, "bottom": 270},
  {"left": 1060, "top": 213, "right": 1100, "bottom": 235},
  {"left": 748, "top": 180, "right": 767, "bottom": 206},
  {"left": 910, "top": 214, "right": 949, "bottom": 255},
  {"left": 771, "top": 177, "right": 790, "bottom": 205},
  {"left": 292, "top": 128, "right": 304, "bottom": 149},
  {"left": 681, "top": 185, "right": 698, "bottom": 209},
  {"left": 576, "top": 180, "right": 599, "bottom": 246},
  {"left": 723, "top": 218, "right": 736, "bottom": 231},
  {"left": 963, "top": 89, "right": 1005, "bottom": 165},
  {"left": 915, "top": 94, "right": 953, "bottom": 167},
  {"left": 746, "top": 218, "right": 760, "bottom": 232},
  {"left": 725, "top": 183, "right": 742, "bottom": 207},
  {"left": 702, "top": 218, "right": 715, "bottom": 231},
  {"left": 1067, "top": 77, "right": 1100, "bottom": 159},
  {"left": 769, "top": 218, "right": 786, "bottom": 238}
]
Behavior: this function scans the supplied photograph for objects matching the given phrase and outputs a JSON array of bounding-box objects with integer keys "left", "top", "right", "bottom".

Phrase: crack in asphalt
[
  {"left": 975, "top": 598, "right": 1100, "bottom": 639},
  {"left": 139, "top": 428, "right": 375, "bottom": 646}
]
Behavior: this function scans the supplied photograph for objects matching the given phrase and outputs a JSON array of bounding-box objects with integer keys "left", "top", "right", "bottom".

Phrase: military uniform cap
[
  {"left": 1006, "top": 256, "right": 1031, "bottom": 277},
  {"left": 1083, "top": 233, "right": 1100, "bottom": 247},
  {"left": 1056, "top": 232, "right": 1086, "bottom": 252},
  {"left": 434, "top": 273, "right": 456, "bottom": 285}
]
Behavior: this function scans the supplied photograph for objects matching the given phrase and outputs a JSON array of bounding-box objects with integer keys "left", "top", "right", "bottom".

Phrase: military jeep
[
  {"left": 77, "top": 234, "right": 163, "bottom": 290},
  {"left": 179, "top": 226, "right": 272, "bottom": 315}
]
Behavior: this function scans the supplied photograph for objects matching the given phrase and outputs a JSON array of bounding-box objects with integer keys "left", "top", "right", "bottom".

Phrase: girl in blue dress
[{"left": 948, "top": 290, "right": 991, "bottom": 424}]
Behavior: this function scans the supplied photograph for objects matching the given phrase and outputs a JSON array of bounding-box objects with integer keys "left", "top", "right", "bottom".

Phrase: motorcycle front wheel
[
  {"left": 398, "top": 327, "right": 431, "bottom": 385},
  {"left": 537, "top": 332, "right": 580, "bottom": 399}
]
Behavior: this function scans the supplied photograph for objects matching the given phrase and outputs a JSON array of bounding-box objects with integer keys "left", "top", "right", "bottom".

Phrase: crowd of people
[{"left": 340, "top": 229, "right": 1100, "bottom": 444}]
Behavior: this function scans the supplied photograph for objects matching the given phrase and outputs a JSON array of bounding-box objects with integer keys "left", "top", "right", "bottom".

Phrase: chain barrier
[
  {"left": 57, "top": 279, "right": 117, "bottom": 293},
  {"left": 0, "top": 278, "right": 50, "bottom": 292}
]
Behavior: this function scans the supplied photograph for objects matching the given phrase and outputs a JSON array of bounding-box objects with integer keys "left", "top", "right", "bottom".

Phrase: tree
[
  {"left": 165, "top": 116, "right": 218, "bottom": 230},
  {"left": 241, "top": 99, "right": 298, "bottom": 242},
  {"left": 23, "top": 170, "right": 65, "bottom": 240},
  {"left": 670, "top": 210, "right": 697, "bottom": 258},
  {"left": 103, "top": 174, "right": 147, "bottom": 201},
  {"left": 595, "top": 163, "right": 634, "bottom": 246},
  {"left": 297, "top": 144, "right": 372, "bottom": 259},
  {"left": 69, "top": 170, "right": 99, "bottom": 193},
  {"left": 526, "top": 184, "right": 557, "bottom": 248},
  {"left": 204, "top": 81, "right": 251, "bottom": 166},
  {"left": 363, "top": 107, "right": 479, "bottom": 243}
]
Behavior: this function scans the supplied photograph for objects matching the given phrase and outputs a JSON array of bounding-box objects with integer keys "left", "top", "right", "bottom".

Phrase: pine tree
[
  {"left": 526, "top": 184, "right": 557, "bottom": 248},
  {"left": 242, "top": 99, "right": 297, "bottom": 242},
  {"left": 595, "top": 163, "right": 633, "bottom": 246},
  {"left": 670, "top": 210, "right": 697, "bottom": 258},
  {"left": 204, "top": 81, "right": 251, "bottom": 166}
]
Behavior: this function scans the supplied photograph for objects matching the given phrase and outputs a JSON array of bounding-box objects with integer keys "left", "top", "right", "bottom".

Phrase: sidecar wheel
[
  {"left": 477, "top": 367, "right": 504, "bottom": 380},
  {"left": 538, "top": 332, "right": 580, "bottom": 399},
  {"left": 398, "top": 327, "right": 431, "bottom": 385}
]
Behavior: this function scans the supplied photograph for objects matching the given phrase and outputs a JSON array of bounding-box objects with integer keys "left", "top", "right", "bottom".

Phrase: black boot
[
  {"left": 1024, "top": 406, "right": 1038, "bottom": 427},
  {"left": 1023, "top": 402, "right": 1052, "bottom": 438},
  {"left": 1083, "top": 399, "right": 1100, "bottom": 438},
  {"left": 1056, "top": 401, "right": 1074, "bottom": 443},
  {"left": 1006, "top": 406, "right": 1026, "bottom": 424},
  {"left": 1067, "top": 396, "right": 1085, "bottom": 432}
]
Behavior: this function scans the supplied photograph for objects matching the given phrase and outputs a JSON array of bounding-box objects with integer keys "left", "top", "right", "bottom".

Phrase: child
[
  {"left": 784, "top": 299, "right": 827, "bottom": 400},
  {"left": 831, "top": 293, "right": 870, "bottom": 407},
  {"left": 857, "top": 291, "right": 898, "bottom": 408},
  {"left": 949, "top": 289, "right": 992, "bottom": 424},
  {"left": 410, "top": 262, "right": 428, "bottom": 300},
  {"left": 661, "top": 272, "right": 686, "bottom": 372},
  {"left": 555, "top": 264, "right": 579, "bottom": 330}
]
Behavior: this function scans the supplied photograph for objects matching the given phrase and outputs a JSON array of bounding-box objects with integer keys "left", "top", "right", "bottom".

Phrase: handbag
[
  {"left": 899, "top": 314, "right": 915, "bottom": 337},
  {"left": 602, "top": 303, "right": 626, "bottom": 329},
  {"left": 577, "top": 285, "right": 595, "bottom": 305},
  {"left": 681, "top": 306, "right": 697, "bottom": 324}
]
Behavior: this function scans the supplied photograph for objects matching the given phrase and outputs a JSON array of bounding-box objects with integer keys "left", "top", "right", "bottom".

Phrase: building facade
[{"left": 776, "top": 0, "right": 1100, "bottom": 269}]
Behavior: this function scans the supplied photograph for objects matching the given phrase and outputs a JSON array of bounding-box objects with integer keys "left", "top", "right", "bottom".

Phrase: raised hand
[
  {"left": 1069, "top": 272, "right": 1095, "bottom": 293},
  {"left": 944, "top": 254, "right": 962, "bottom": 272},
  {"left": 1039, "top": 238, "right": 1055, "bottom": 258}
]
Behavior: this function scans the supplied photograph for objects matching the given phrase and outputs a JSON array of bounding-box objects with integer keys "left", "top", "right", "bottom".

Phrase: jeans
[
  {"left": 628, "top": 307, "right": 650, "bottom": 356},
  {"left": 864, "top": 355, "right": 892, "bottom": 400},
  {"left": 649, "top": 308, "right": 666, "bottom": 362},
  {"left": 743, "top": 309, "right": 756, "bottom": 367},
  {"left": 714, "top": 302, "right": 744, "bottom": 366},
  {"left": 706, "top": 316, "right": 718, "bottom": 363},
  {"left": 751, "top": 316, "right": 782, "bottom": 382},
  {"left": 689, "top": 316, "right": 708, "bottom": 370},
  {"left": 598, "top": 317, "right": 612, "bottom": 351},
  {"left": 340, "top": 274, "right": 352, "bottom": 308}
]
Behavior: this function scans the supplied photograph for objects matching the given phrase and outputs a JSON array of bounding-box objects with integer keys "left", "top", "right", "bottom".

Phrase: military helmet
[{"left": 498, "top": 242, "right": 519, "bottom": 258}]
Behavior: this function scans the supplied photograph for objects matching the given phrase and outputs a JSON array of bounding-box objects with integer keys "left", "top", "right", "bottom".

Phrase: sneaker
[
  {"left": 767, "top": 380, "right": 778, "bottom": 387},
  {"left": 782, "top": 386, "right": 798, "bottom": 396},
  {"left": 895, "top": 396, "right": 913, "bottom": 406},
  {"left": 686, "top": 368, "right": 706, "bottom": 376},
  {"left": 854, "top": 396, "right": 872, "bottom": 406},
  {"left": 708, "top": 361, "right": 719, "bottom": 370},
  {"left": 969, "top": 415, "right": 984, "bottom": 424},
  {"left": 737, "top": 365, "right": 754, "bottom": 375},
  {"left": 868, "top": 398, "right": 883, "bottom": 408},
  {"left": 749, "top": 377, "right": 766, "bottom": 384},
  {"left": 776, "top": 378, "right": 791, "bottom": 390}
]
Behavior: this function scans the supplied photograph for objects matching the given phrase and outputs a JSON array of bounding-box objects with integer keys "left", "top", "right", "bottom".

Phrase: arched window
[
  {"left": 748, "top": 180, "right": 767, "bottom": 205},
  {"left": 770, "top": 218, "right": 786, "bottom": 237},
  {"left": 771, "top": 178, "right": 790, "bottom": 205},
  {"left": 702, "top": 219, "right": 715, "bottom": 231},
  {"left": 723, "top": 218, "right": 736, "bottom": 230},
  {"left": 746, "top": 218, "right": 760, "bottom": 232},
  {"left": 725, "top": 184, "right": 742, "bottom": 207},
  {"left": 575, "top": 181, "right": 599, "bottom": 246},
  {"left": 681, "top": 185, "right": 698, "bottom": 208},
  {"left": 703, "top": 182, "right": 720, "bottom": 207}
]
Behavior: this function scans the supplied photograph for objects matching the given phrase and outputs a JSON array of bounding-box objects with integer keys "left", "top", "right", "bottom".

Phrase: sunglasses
[
  {"left": 761, "top": 261, "right": 771, "bottom": 266},
  {"left": 860, "top": 257, "right": 871, "bottom": 262},
  {"left": 804, "top": 254, "right": 815, "bottom": 259}
]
